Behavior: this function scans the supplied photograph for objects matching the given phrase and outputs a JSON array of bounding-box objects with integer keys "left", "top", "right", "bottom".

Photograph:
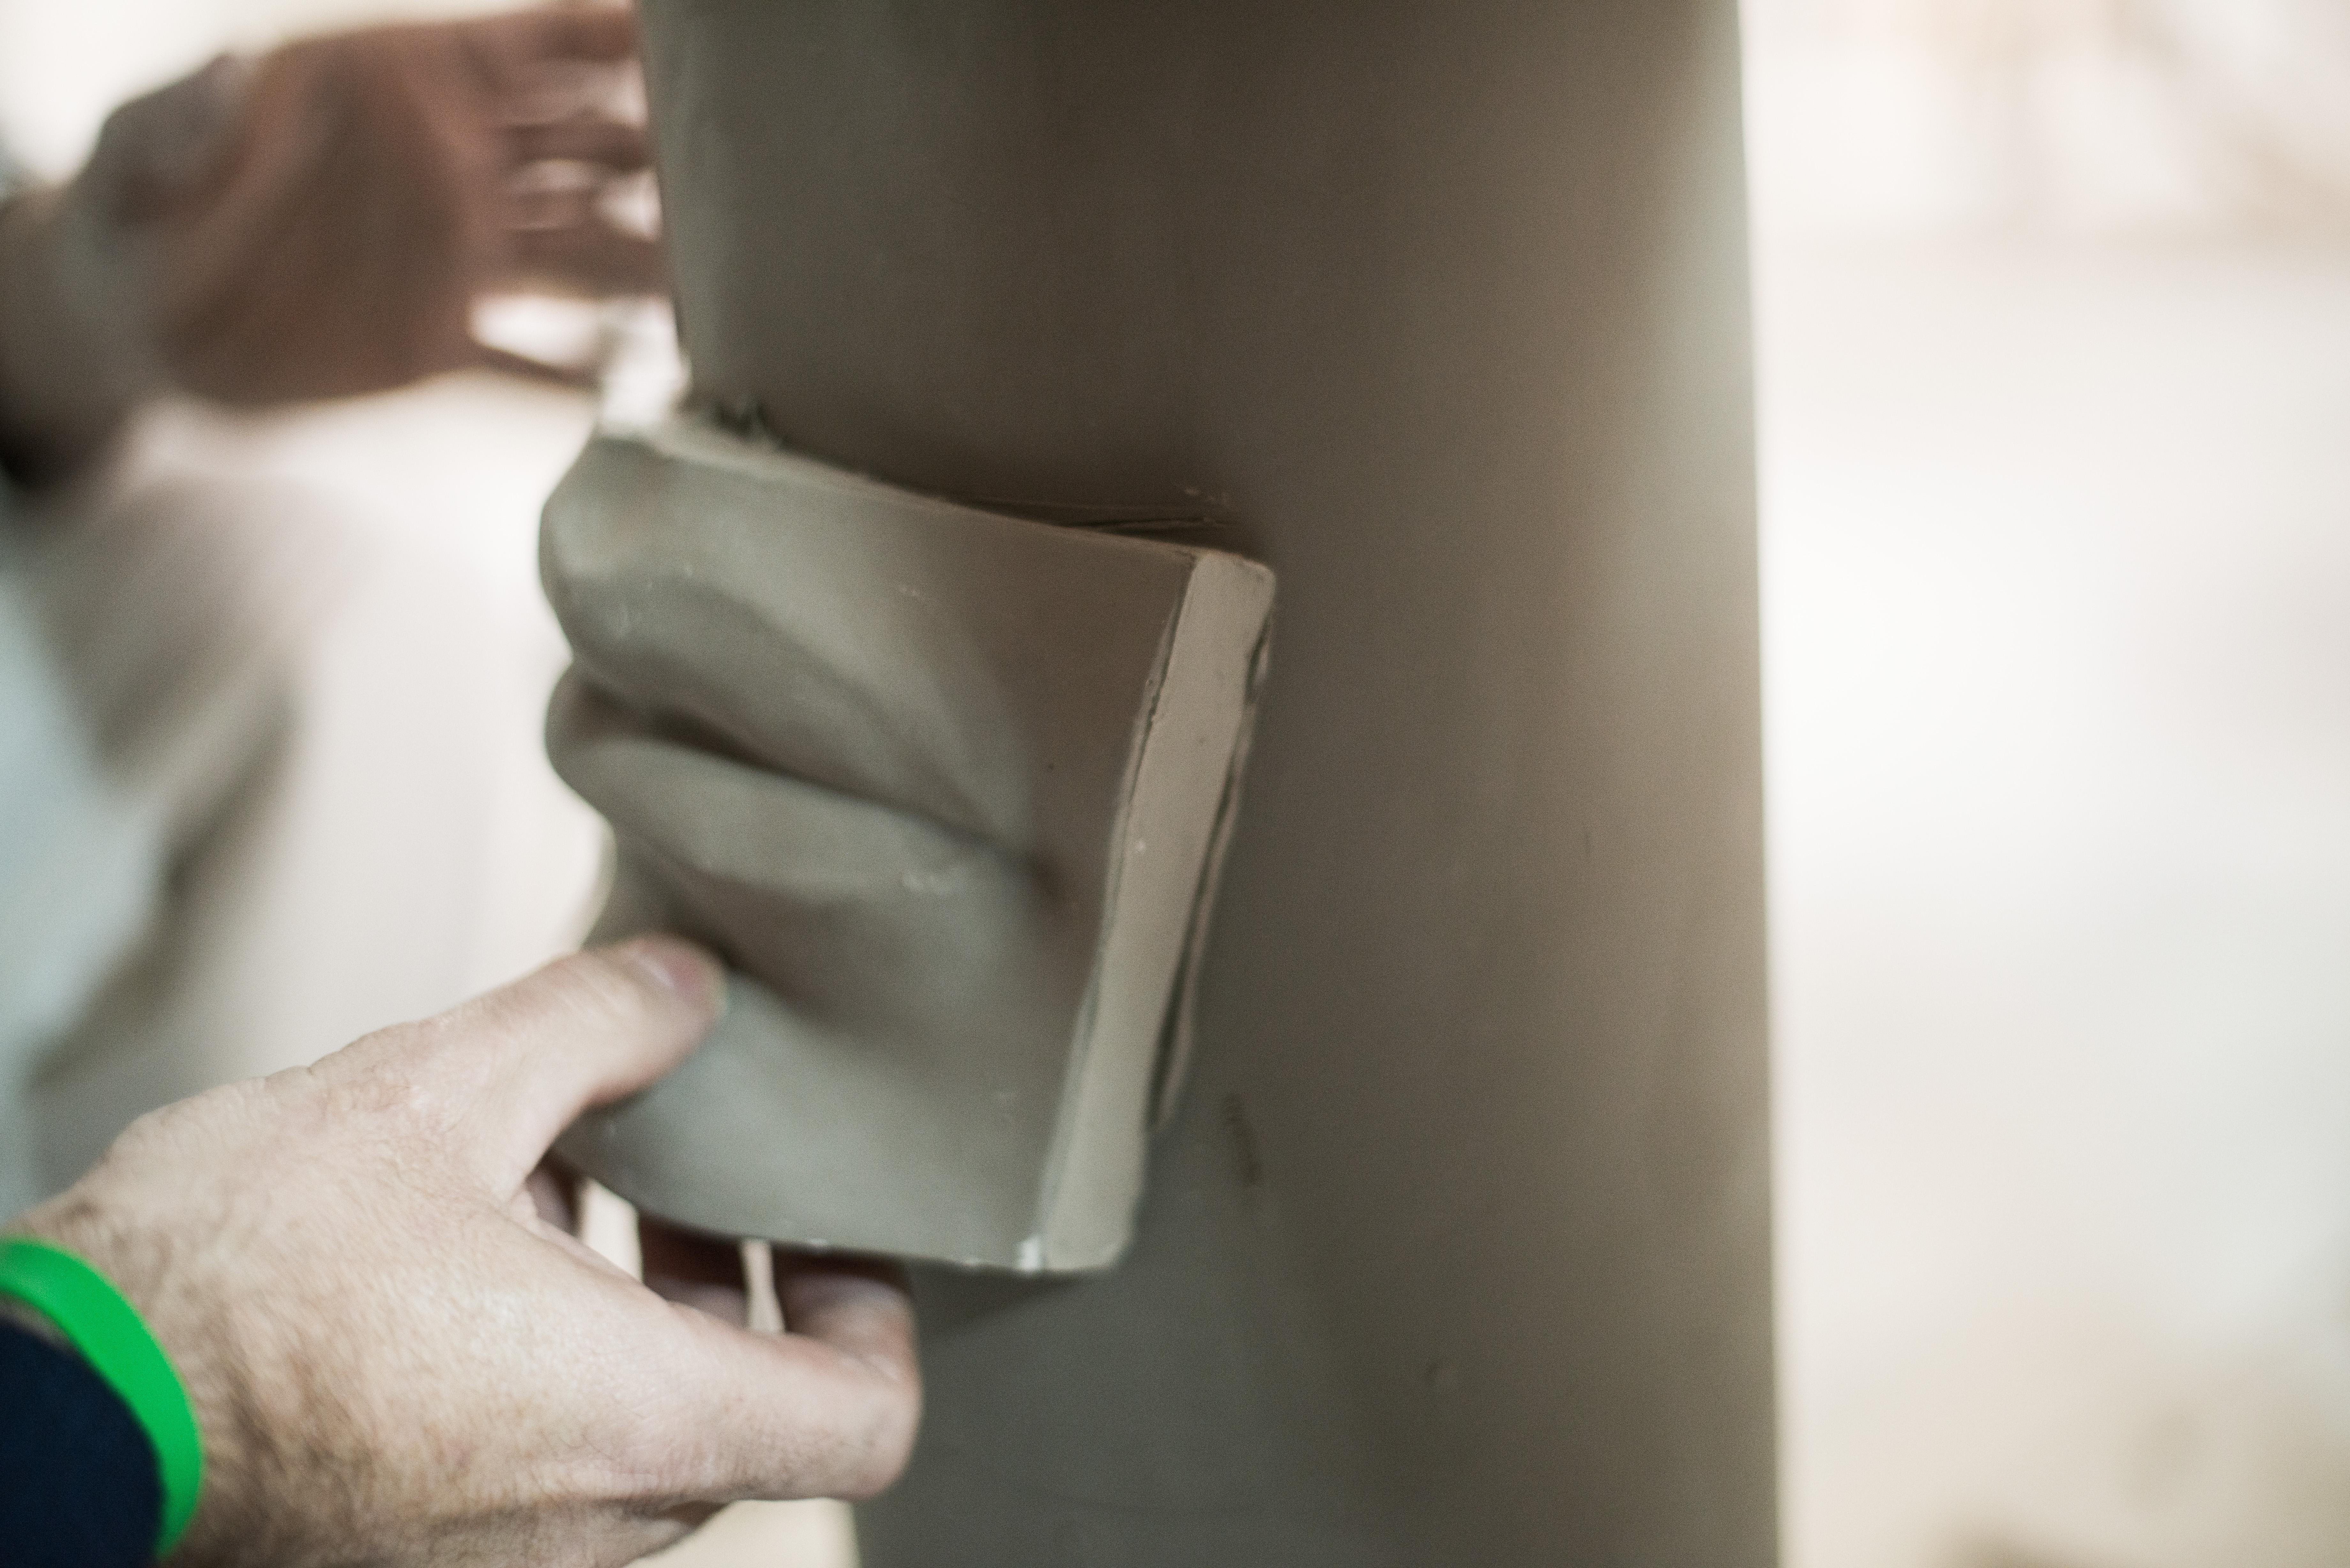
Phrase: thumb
[{"left": 332, "top": 938, "right": 726, "bottom": 1191}]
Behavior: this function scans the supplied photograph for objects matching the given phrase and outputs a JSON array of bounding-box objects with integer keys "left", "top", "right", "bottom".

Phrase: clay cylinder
[{"left": 634, "top": 0, "right": 1774, "bottom": 1561}]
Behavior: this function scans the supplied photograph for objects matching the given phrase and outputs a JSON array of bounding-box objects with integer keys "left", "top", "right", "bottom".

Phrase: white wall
[
  {"left": 1747, "top": 0, "right": 2350, "bottom": 237},
  {"left": 0, "top": 0, "right": 519, "bottom": 174},
  {"left": 1750, "top": 2, "right": 2350, "bottom": 1565}
]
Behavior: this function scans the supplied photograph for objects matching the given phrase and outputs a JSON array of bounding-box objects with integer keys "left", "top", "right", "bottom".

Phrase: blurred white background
[
  {"left": 4, "top": 2, "right": 2346, "bottom": 1565},
  {"left": 1751, "top": 2, "right": 2350, "bottom": 1565}
]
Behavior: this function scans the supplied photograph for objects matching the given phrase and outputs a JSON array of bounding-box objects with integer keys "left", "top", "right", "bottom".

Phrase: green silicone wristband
[{"left": 0, "top": 1237, "right": 204, "bottom": 1557}]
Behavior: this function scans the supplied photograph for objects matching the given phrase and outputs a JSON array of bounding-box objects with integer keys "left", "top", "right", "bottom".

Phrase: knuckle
[
  {"left": 332, "top": 1064, "right": 438, "bottom": 1126},
  {"left": 314, "top": 1025, "right": 469, "bottom": 1137}
]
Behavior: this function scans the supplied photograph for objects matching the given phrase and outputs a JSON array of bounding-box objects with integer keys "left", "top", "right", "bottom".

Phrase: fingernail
[{"left": 619, "top": 937, "right": 726, "bottom": 1014}]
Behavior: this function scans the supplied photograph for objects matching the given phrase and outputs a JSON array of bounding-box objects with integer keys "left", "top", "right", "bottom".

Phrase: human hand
[
  {"left": 0, "top": 6, "right": 657, "bottom": 463},
  {"left": 158, "top": 6, "right": 660, "bottom": 403},
  {"left": 4, "top": 938, "right": 920, "bottom": 1568}
]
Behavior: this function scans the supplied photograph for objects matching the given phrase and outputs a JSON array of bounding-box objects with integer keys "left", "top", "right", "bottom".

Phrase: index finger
[{"left": 330, "top": 938, "right": 725, "bottom": 1191}]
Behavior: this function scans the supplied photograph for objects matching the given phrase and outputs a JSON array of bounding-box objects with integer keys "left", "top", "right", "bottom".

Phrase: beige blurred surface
[
  {"left": 643, "top": 1499, "right": 858, "bottom": 1568},
  {"left": 1762, "top": 232, "right": 2350, "bottom": 1568},
  {"left": 1754, "top": 4, "right": 2350, "bottom": 1565}
]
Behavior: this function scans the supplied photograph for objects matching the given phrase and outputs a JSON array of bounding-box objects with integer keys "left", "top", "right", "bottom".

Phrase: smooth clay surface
[{"left": 631, "top": 1, "right": 1775, "bottom": 1563}]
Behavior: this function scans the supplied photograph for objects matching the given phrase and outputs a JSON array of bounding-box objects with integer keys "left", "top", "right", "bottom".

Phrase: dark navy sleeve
[{"left": 0, "top": 1317, "right": 162, "bottom": 1568}]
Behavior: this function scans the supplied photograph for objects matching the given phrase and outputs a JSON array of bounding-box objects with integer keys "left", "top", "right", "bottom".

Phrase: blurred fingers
[
  {"left": 461, "top": 7, "right": 640, "bottom": 127},
  {"left": 504, "top": 114, "right": 648, "bottom": 171},
  {"left": 507, "top": 180, "right": 599, "bottom": 231},
  {"left": 507, "top": 221, "right": 666, "bottom": 296},
  {"left": 471, "top": 4, "right": 638, "bottom": 72}
]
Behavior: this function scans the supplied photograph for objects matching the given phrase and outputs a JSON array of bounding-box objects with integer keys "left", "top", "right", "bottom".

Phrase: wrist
[
  {"left": 0, "top": 1233, "right": 205, "bottom": 1558},
  {"left": 0, "top": 181, "right": 162, "bottom": 485},
  {"left": 9, "top": 1187, "right": 276, "bottom": 1568}
]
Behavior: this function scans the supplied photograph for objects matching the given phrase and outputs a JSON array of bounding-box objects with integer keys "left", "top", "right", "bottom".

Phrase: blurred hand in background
[{"left": 0, "top": 5, "right": 658, "bottom": 480}]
